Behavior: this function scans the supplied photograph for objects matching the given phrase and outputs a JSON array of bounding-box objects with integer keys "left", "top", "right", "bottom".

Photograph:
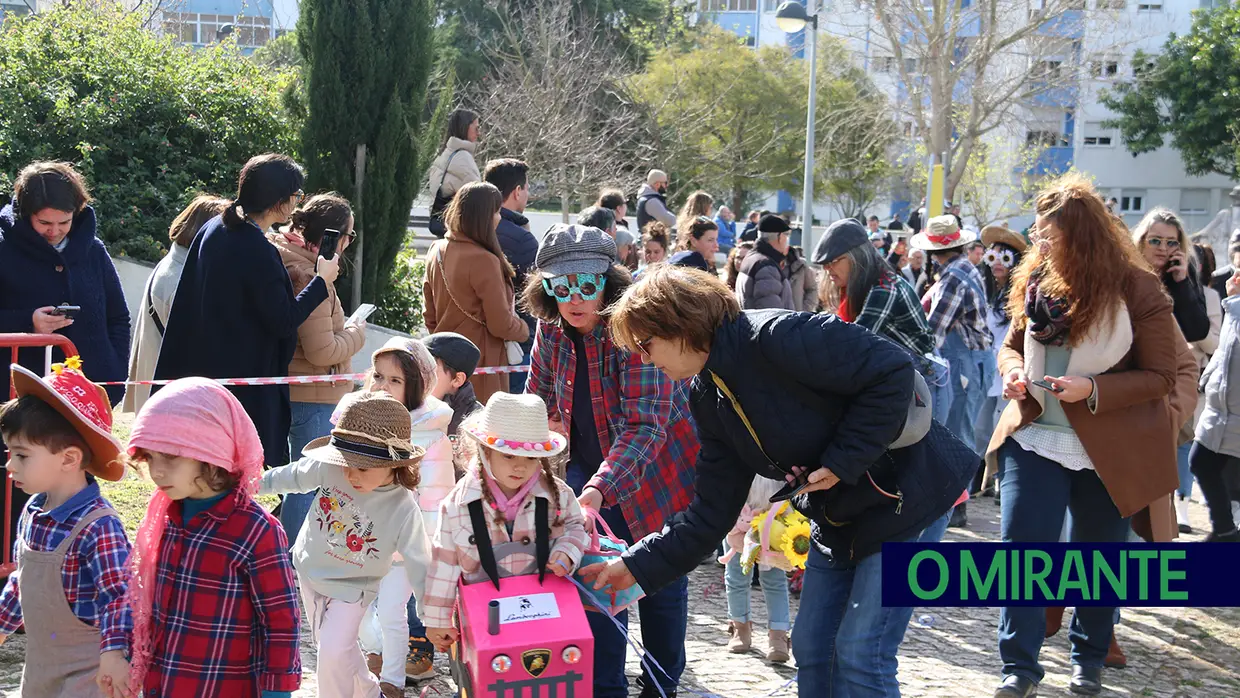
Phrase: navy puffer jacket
[{"left": 624, "top": 309, "right": 976, "bottom": 592}]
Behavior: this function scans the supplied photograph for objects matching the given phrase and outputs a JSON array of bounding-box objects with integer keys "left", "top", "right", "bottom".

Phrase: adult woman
[
  {"left": 268, "top": 192, "right": 367, "bottom": 541},
  {"left": 590, "top": 264, "right": 975, "bottom": 698},
  {"left": 674, "top": 190, "right": 713, "bottom": 240},
  {"left": 426, "top": 109, "right": 482, "bottom": 234},
  {"left": 125, "top": 195, "right": 230, "bottom": 414},
  {"left": 0, "top": 162, "right": 131, "bottom": 406},
  {"left": 1132, "top": 208, "right": 1209, "bottom": 343},
  {"left": 641, "top": 222, "right": 670, "bottom": 266},
  {"left": 523, "top": 225, "right": 698, "bottom": 698},
  {"left": 787, "top": 246, "right": 818, "bottom": 312},
  {"left": 668, "top": 215, "right": 718, "bottom": 272},
  {"left": 422, "top": 181, "right": 528, "bottom": 404},
  {"left": 973, "top": 226, "right": 1027, "bottom": 487},
  {"left": 724, "top": 241, "right": 755, "bottom": 292},
  {"left": 987, "top": 175, "right": 1180, "bottom": 698},
  {"left": 155, "top": 154, "right": 338, "bottom": 467}
]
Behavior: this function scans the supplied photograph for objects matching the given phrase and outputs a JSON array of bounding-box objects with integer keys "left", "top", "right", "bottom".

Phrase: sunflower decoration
[
  {"left": 781, "top": 519, "right": 812, "bottom": 570},
  {"left": 740, "top": 503, "right": 806, "bottom": 574}
]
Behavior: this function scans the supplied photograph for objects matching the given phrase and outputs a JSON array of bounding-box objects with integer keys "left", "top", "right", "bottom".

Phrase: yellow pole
[{"left": 927, "top": 164, "right": 945, "bottom": 219}]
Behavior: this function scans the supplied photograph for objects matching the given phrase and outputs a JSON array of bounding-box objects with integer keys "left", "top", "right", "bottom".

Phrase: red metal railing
[{"left": 0, "top": 333, "right": 79, "bottom": 575}]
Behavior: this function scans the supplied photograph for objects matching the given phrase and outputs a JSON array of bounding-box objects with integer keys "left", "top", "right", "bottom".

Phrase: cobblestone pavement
[{"left": 1, "top": 496, "right": 1237, "bottom": 697}]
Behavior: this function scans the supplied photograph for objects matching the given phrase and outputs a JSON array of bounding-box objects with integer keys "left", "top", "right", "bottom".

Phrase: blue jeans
[
  {"left": 791, "top": 541, "right": 918, "bottom": 697},
  {"left": 941, "top": 330, "right": 990, "bottom": 452},
  {"left": 997, "top": 443, "right": 1131, "bottom": 683},
  {"left": 283, "top": 401, "right": 335, "bottom": 547},
  {"left": 509, "top": 335, "right": 533, "bottom": 394},
  {"left": 566, "top": 463, "right": 688, "bottom": 697},
  {"left": 724, "top": 556, "right": 791, "bottom": 631},
  {"left": 406, "top": 596, "right": 427, "bottom": 639},
  {"left": 918, "top": 507, "right": 953, "bottom": 544},
  {"left": 1176, "top": 441, "right": 1193, "bottom": 499}
]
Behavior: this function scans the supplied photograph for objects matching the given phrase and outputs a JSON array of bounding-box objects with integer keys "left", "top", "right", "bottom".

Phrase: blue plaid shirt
[{"left": 0, "top": 482, "right": 132, "bottom": 652}]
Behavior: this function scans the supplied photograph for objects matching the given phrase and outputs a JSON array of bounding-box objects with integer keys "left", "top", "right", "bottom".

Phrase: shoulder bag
[{"left": 428, "top": 149, "right": 464, "bottom": 238}]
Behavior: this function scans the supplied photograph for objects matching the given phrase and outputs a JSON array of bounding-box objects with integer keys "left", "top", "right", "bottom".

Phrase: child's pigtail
[{"left": 541, "top": 458, "right": 565, "bottom": 526}]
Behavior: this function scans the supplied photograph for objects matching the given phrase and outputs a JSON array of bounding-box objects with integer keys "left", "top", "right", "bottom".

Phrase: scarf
[
  {"left": 837, "top": 295, "right": 855, "bottom": 323},
  {"left": 480, "top": 451, "right": 541, "bottom": 522},
  {"left": 1024, "top": 268, "right": 1071, "bottom": 346},
  {"left": 124, "top": 378, "right": 265, "bottom": 690}
]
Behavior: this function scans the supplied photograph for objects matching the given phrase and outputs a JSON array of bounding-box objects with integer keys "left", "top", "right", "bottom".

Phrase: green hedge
[{"left": 0, "top": 6, "right": 298, "bottom": 262}]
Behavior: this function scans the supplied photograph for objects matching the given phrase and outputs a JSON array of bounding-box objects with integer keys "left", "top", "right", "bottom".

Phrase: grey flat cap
[{"left": 536, "top": 223, "right": 618, "bottom": 277}]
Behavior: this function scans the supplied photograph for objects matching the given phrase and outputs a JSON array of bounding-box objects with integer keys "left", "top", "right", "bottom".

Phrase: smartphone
[
  {"left": 50, "top": 304, "right": 81, "bottom": 319},
  {"left": 1030, "top": 378, "right": 1063, "bottom": 394},
  {"left": 770, "top": 471, "right": 814, "bottom": 503},
  {"left": 346, "top": 303, "right": 377, "bottom": 326},
  {"left": 319, "top": 228, "right": 341, "bottom": 261}
]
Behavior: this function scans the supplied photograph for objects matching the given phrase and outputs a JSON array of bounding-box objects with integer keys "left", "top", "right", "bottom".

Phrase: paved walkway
[{"left": 0, "top": 496, "right": 1237, "bottom": 696}]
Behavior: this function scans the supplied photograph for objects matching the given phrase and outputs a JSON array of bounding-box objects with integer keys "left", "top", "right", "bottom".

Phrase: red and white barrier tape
[{"left": 97, "top": 364, "right": 528, "bottom": 387}]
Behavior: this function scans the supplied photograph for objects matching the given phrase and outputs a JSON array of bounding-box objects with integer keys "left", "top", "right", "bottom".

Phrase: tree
[
  {"left": 252, "top": 30, "right": 302, "bottom": 71},
  {"left": 1100, "top": 7, "right": 1240, "bottom": 179},
  {"left": 633, "top": 28, "right": 806, "bottom": 216},
  {"left": 297, "top": 0, "right": 436, "bottom": 308},
  {"left": 849, "top": 0, "right": 1123, "bottom": 201},
  {"left": 469, "top": 0, "right": 657, "bottom": 221},
  {"left": 0, "top": 5, "right": 297, "bottom": 261}
]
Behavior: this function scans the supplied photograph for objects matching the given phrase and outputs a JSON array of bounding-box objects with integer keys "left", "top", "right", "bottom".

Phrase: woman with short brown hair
[
  {"left": 986, "top": 174, "right": 1181, "bottom": 698},
  {"left": 423, "top": 181, "right": 529, "bottom": 404}
]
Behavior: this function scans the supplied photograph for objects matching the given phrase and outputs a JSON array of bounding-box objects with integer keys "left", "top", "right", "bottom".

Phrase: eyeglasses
[
  {"left": 635, "top": 336, "right": 654, "bottom": 358},
  {"left": 344, "top": 229, "right": 358, "bottom": 244},
  {"left": 541, "top": 273, "right": 606, "bottom": 302},
  {"left": 983, "top": 246, "right": 1017, "bottom": 269},
  {"left": 294, "top": 190, "right": 306, "bottom": 205},
  {"left": 1146, "top": 237, "right": 1180, "bottom": 250},
  {"left": 695, "top": 216, "right": 713, "bottom": 224}
]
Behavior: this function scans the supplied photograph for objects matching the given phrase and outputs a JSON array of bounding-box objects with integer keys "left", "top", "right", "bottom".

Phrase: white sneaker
[{"left": 1175, "top": 496, "right": 1192, "bottom": 534}]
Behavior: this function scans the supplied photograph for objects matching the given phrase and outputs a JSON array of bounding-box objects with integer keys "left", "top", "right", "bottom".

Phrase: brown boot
[
  {"left": 1045, "top": 606, "right": 1065, "bottom": 638},
  {"left": 727, "top": 620, "right": 752, "bottom": 653},
  {"left": 1104, "top": 635, "right": 1127, "bottom": 669},
  {"left": 766, "top": 630, "right": 790, "bottom": 663},
  {"left": 366, "top": 653, "right": 383, "bottom": 678},
  {"left": 380, "top": 681, "right": 404, "bottom": 697}
]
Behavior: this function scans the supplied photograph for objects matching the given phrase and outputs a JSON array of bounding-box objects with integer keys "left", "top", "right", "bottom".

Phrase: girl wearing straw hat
[
  {"left": 259, "top": 391, "right": 432, "bottom": 698},
  {"left": 422, "top": 392, "right": 589, "bottom": 653}
]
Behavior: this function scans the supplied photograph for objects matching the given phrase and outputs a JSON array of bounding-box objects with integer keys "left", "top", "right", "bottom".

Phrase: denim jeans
[
  {"left": 790, "top": 541, "right": 919, "bottom": 697},
  {"left": 1176, "top": 441, "right": 1194, "bottom": 499},
  {"left": 284, "top": 401, "right": 336, "bottom": 547},
  {"left": 724, "top": 556, "right": 791, "bottom": 631},
  {"left": 509, "top": 334, "right": 533, "bottom": 394},
  {"left": 566, "top": 462, "right": 688, "bottom": 697},
  {"left": 918, "top": 507, "right": 953, "bottom": 544},
  {"left": 940, "top": 329, "right": 990, "bottom": 452},
  {"left": 997, "top": 443, "right": 1131, "bottom": 683}
]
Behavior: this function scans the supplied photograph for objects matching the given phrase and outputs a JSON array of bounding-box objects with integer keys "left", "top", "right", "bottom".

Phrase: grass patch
[{"left": 1180, "top": 679, "right": 1204, "bottom": 688}]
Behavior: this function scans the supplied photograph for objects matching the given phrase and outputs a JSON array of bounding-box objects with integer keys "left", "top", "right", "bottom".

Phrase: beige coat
[
  {"left": 422, "top": 233, "right": 529, "bottom": 404},
  {"left": 267, "top": 231, "right": 365, "bottom": 404},
  {"left": 986, "top": 268, "right": 1182, "bottom": 542},
  {"left": 426, "top": 137, "right": 481, "bottom": 199}
]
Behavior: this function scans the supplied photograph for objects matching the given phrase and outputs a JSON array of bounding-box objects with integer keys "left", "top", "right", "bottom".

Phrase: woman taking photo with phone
[{"left": 985, "top": 175, "right": 1180, "bottom": 698}]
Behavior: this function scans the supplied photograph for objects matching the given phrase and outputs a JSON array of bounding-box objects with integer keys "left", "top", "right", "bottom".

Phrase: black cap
[
  {"left": 757, "top": 214, "right": 791, "bottom": 235},
  {"left": 423, "top": 332, "right": 481, "bottom": 378},
  {"left": 811, "top": 219, "right": 870, "bottom": 265}
]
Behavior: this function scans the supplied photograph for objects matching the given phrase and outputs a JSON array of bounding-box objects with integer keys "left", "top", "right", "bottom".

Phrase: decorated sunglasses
[
  {"left": 541, "top": 273, "right": 606, "bottom": 302},
  {"left": 983, "top": 245, "right": 1017, "bottom": 269}
]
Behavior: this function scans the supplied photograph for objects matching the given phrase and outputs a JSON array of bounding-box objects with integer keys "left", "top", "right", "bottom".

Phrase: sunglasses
[
  {"left": 541, "top": 273, "right": 606, "bottom": 302},
  {"left": 635, "top": 336, "right": 654, "bottom": 358},
  {"left": 1145, "top": 237, "right": 1180, "bottom": 250}
]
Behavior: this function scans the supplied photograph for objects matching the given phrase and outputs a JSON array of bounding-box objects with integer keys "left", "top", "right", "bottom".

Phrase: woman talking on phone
[
  {"left": 587, "top": 264, "right": 975, "bottom": 698},
  {"left": 985, "top": 175, "right": 1180, "bottom": 698},
  {"left": 1132, "top": 208, "right": 1209, "bottom": 343}
]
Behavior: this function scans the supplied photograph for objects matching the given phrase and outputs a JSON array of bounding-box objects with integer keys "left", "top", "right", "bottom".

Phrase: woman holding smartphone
[
  {"left": 267, "top": 192, "right": 367, "bottom": 543},
  {"left": 985, "top": 175, "right": 1181, "bottom": 698}
]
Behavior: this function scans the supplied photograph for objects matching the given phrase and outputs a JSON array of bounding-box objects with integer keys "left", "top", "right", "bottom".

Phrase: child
[
  {"left": 124, "top": 376, "right": 301, "bottom": 698},
  {"left": 0, "top": 360, "right": 131, "bottom": 697},
  {"left": 424, "top": 332, "right": 483, "bottom": 436},
  {"left": 424, "top": 393, "right": 590, "bottom": 651},
  {"left": 260, "top": 390, "right": 431, "bottom": 698},
  {"left": 719, "top": 477, "right": 791, "bottom": 663},
  {"left": 355, "top": 337, "right": 454, "bottom": 689}
]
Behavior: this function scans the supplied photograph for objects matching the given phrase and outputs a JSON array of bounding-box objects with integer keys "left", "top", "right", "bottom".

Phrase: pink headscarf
[{"left": 123, "top": 377, "right": 265, "bottom": 690}]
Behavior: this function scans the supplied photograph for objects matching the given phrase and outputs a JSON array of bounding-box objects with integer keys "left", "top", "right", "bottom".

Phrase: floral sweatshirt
[{"left": 260, "top": 458, "right": 431, "bottom": 608}]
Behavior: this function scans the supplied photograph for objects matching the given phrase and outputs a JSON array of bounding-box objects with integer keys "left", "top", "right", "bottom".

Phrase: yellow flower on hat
[
  {"left": 781, "top": 519, "right": 812, "bottom": 569},
  {"left": 51, "top": 355, "right": 83, "bottom": 375}
]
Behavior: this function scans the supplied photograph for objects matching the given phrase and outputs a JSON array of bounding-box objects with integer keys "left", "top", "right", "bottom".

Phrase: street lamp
[{"left": 776, "top": 1, "right": 818, "bottom": 244}]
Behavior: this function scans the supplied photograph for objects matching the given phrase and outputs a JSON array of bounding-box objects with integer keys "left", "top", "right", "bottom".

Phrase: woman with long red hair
[{"left": 985, "top": 174, "right": 1181, "bottom": 698}]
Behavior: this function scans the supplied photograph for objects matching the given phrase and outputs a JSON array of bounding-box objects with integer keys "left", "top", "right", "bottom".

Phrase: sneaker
[
  {"left": 405, "top": 636, "right": 437, "bottom": 683},
  {"left": 1175, "top": 496, "right": 1193, "bottom": 534}
]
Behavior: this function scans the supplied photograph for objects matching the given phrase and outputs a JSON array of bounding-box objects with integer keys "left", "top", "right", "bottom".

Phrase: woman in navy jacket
[
  {"left": 155, "top": 154, "right": 338, "bottom": 467},
  {"left": 0, "top": 162, "right": 130, "bottom": 405},
  {"left": 588, "top": 265, "right": 976, "bottom": 698}
]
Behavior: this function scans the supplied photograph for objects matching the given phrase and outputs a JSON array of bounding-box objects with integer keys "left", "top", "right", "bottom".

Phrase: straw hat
[
  {"left": 461, "top": 393, "right": 567, "bottom": 458},
  {"left": 981, "top": 225, "right": 1029, "bottom": 253},
  {"left": 303, "top": 391, "right": 425, "bottom": 469},
  {"left": 909, "top": 215, "right": 976, "bottom": 252},
  {"left": 10, "top": 360, "right": 124, "bottom": 481}
]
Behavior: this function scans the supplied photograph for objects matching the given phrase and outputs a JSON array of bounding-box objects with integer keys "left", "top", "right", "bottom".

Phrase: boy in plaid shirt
[{"left": 0, "top": 360, "right": 132, "bottom": 696}]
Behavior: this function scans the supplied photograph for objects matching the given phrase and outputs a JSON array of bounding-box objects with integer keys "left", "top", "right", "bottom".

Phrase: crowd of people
[{"left": 0, "top": 106, "right": 1235, "bottom": 698}]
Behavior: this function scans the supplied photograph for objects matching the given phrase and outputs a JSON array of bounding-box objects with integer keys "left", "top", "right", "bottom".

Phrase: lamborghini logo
[{"left": 522, "top": 648, "right": 551, "bottom": 677}]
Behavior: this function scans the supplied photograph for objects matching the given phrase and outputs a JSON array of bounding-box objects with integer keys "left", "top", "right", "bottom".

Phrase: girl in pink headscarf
[{"left": 118, "top": 377, "right": 301, "bottom": 698}]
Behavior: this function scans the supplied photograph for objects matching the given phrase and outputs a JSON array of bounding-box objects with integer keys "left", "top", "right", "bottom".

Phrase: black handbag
[{"left": 428, "top": 149, "right": 464, "bottom": 238}]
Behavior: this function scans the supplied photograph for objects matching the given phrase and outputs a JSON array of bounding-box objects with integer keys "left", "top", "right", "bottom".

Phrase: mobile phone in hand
[
  {"left": 770, "top": 471, "right": 814, "bottom": 503},
  {"left": 319, "top": 228, "right": 341, "bottom": 261},
  {"left": 51, "top": 305, "right": 81, "bottom": 319},
  {"left": 1030, "top": 378, "right": 1063, "bottom": 394}
]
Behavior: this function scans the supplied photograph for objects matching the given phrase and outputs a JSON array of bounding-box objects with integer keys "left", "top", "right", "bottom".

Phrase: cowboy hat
[
  {"left": 909, "top": 215, "right": 977, "bottom": 252},
  {"left": 10, "top": 361, "right": 124, "bottom": 481},
  {"left": 304, "top": 391, "right": 425, "bottom": 469},
  {"left": 981, "top": 225, "right": 1028, "bottom": 253},
  {"left": 461, "top": 393, "right": 567, "bottom": 458}
]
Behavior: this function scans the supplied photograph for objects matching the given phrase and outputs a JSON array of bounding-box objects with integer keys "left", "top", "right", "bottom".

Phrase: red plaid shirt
[
  {"left": 526, "top": 320, "right": 699, "bottom": 540},
  {"left": 138, "top": 492, "right": 301, "bottom": 697}
]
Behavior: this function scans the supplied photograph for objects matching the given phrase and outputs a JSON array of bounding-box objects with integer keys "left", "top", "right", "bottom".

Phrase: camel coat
[
  {"left": 422, "top": 233, "right": 529, "bottom": 404},
  {"left": 985, "top": 268, "right": 1182, "bottom": 542}
]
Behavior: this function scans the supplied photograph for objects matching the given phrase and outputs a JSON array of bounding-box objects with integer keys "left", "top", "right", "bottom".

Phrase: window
[
  {"left": 1120, "top": 191, "right": 1146, "bottom": 213},
  {"left": 1136, "top": 1, "right": 1162, "bottom": 10},
  {"left": 162, "top": 11, "right": 272, "bottom": 47},
  {"left": 702, "top": 0, "right": 759, "bottom": 10},
  {"left": 1032, "top": 60, "right": 1064, "bottom": 81},
  {"left": 1083, "top": 122, "right": 1114, "bottom": 147},
  {"left": 1091, "top": 58, "right": 1119, "bottom": 79},
  {"left": 1097, "top": 0, "right": 1125, "bottom": 8},
  {"left": 1200, "top": 0, "right": 1226, "bottom": 8},
  {"left": 904, "top": 57, "right": 920, "bottom": 75},
  {"left": 1133, "top": 59, "right": 1157, "bottom": 77},
  {"left": 1026, "top": 130, "right": 1068, "bottom": 147},
  {"left": 873, "top": 56, "right": 898, "bottom": 73},
  {"left": 1180, "top": 189, "right": 1210, "bottom": 215}
]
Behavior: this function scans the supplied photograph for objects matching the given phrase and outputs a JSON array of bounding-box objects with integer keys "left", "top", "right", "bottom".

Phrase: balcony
[
  {"left": 1032, "top": 9, "right": 1084, "bottom": 39},
  {"left": 1027, "top": 146, "right": 1074, "bottom": 176}
]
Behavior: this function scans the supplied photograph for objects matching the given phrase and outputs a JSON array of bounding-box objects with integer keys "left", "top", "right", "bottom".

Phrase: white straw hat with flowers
[{"left": 461, "top": 393, "right": 567, "bottom": 458}]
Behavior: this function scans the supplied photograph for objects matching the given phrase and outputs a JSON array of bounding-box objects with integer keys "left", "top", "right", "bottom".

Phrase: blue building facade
[{"left": 161, "top": 0, "right": 276, "bottom": 54}]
